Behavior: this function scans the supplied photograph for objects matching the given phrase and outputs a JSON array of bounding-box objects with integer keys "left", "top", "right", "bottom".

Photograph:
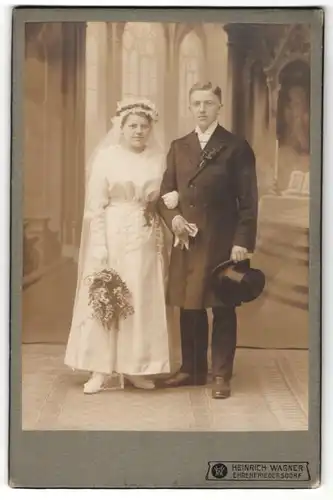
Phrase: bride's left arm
[{"left": 85, "top": 154, "right": 109, "bottom": 261}]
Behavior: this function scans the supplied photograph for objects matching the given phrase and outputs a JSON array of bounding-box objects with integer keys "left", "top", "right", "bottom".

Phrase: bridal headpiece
[
  {"left": 114, "top": 97, "right": 159, "bottom": 123},
  {"left": 90, "top": 97, "right": 162, "bottom": 158}
]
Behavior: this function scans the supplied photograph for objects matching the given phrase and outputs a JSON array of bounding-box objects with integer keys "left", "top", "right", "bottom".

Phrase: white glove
[
  {"left": 230, "top": 246, "right": 248, "bottom": 262},
  {"left": 162, "top": 191, "right": 179, "bottom": 209},
  {"left": 172, "top": 216, "right": 198, "bottom": 250}
]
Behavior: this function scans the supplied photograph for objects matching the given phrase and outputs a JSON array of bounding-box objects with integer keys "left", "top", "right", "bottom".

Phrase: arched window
[
  {"left": 178, "top": 31, "right": 205, "bottom": 135},
  {"left": 122, "top": 22, "right": 164, "bottom": 109}
]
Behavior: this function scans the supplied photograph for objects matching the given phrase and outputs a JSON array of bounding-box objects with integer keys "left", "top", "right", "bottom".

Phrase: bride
[{"left": 65, "top": 98, "right": 173, "bottom": 394}]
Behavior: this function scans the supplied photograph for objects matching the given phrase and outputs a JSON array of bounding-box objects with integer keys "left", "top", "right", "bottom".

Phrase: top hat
[{"left": 211, "top": 258, "right": 265, "bottom": 307}]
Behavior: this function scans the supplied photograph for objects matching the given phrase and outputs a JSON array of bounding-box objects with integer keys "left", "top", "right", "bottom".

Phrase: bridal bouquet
[{"left": 85, "top": 269, "right": 134, "bottom": 330}]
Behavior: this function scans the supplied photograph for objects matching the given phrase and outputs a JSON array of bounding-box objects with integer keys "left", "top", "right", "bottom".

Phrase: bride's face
[{"left": 121, "top": 113, "right": 152, "bottom": 151}]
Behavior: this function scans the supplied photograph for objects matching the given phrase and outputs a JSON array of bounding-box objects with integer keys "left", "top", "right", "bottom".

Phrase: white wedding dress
[{"left": 65, "top": 144, "right": 172, "bottom": 376}]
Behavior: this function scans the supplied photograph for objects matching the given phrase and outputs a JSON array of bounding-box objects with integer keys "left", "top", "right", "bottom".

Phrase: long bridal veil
[{"left": 70, "top": 98, "right": 166, "bottom": 327}]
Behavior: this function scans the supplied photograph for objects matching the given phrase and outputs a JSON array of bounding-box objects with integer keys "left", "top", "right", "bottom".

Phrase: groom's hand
[
  {"left": 231, "top": 245, "right": 248, "bottom": 262},
  {"left": 172, "top": 215, "right": 192, "bottom": 237}
]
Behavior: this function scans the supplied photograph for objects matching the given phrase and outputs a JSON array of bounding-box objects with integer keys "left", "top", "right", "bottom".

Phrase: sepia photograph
[{"left": 20, "top": 16, "right": 313, "bottom": 435}]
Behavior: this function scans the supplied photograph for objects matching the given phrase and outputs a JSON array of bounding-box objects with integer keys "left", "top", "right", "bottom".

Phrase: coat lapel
[
  {"left": 187, "top": 125, "right": 229, "bottom": 184},
  {"left": 182, "top": 131, "right": 202, "bottom": 173}
]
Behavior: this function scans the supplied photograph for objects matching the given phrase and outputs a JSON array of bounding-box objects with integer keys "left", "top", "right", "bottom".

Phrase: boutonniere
[{"left": 198, "top": 145, "right": 225, "bottom": 169}]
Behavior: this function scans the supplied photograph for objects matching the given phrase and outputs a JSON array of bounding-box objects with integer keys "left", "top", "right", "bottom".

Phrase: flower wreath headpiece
[{"left": 114, "top": 97, "right": 159, "bottom": 123}]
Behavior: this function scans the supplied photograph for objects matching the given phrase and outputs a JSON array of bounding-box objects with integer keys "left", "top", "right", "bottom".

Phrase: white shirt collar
[{"left": 195, "top": 120, "right": 219, "bottom": 139}]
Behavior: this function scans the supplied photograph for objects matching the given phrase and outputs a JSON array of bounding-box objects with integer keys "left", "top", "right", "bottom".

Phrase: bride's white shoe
[
  {"left": 83, "top": 372, "right": 107, "bottom": 394},
  {"left": 124, "top": 375, "right": 155, "bottom": 390}
]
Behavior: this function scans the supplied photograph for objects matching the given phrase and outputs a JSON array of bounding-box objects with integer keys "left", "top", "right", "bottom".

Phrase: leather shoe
[
  {"left": 159, "top": 371, "right": 207, "bottom": 388},
  {"left": 212, "top": 377, "right": 231, "bottom": 399}
]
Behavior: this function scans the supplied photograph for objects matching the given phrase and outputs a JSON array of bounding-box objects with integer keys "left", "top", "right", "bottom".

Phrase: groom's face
[{"left": 189, "top": 90, "right": 221, "bottom": 132}]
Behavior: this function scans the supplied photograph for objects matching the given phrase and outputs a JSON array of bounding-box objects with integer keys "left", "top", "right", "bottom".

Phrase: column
[
  {"left": 24, "top": 24, "right": 48, "bottom": 220},
  {"left": 74, "top": 23, "right": 86, "bottom": 248},
  {"left": 265, "top": 74, "right": 281, "bottom": 195},
  {"left": 205, "top": 24, "right": 228, "bottom": 126},
  {"left": 43, "top": 23, "right": 64, "bottom": 266},
  {"left": 223, "top": 24, "right": 245, "bottom": 134},
  {"left": 106, "top": 22, "right": 124, "bottom": 120},
  {"left": 242, "top": 58, "right": 255, "bottom": 143},
  {"left": 163, "top": 24, "right": 179, "bottom": 146},
  {"left": 223, "top": 26, "right": 234, "bottom": 131},
  {"left": 61, "top": 22, "right": 86, "bottom": 258},
  {"left": 23, "top": 23, "right": 50, "bottom": 279},
  {"left": 23, "top": 23, "right": 67, "bottom": 281},
  {"left": 85, "top": 22, "right": 108, "bottom": 161}
]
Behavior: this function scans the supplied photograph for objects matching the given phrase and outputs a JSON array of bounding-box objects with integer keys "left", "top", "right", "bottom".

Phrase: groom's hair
[{"left": 189, "top": 82, "right": 222, "bottom": 103}]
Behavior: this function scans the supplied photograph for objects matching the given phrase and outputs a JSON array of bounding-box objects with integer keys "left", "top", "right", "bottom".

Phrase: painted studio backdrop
[{"left": 22, "top": 21, "right": 310, "bottom": 352}]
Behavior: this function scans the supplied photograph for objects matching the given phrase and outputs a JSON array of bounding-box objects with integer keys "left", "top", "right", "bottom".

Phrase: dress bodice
[
  {"left": 83, "top": 144, "right": 166, "bottom": 257},
  {"left": 103, "top": 145, "right": 164, "bottom": 205},
  {"left": 85, "top": 144, "right": 165, "bottom": 217}
]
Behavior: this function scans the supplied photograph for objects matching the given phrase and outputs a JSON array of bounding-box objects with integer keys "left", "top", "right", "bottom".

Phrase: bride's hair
[
  {"left": 115, "top": 99, "right": 159, "bottom": 128},
  {"left": 120, "top": 110, "right": 153, "bottom": 128}
]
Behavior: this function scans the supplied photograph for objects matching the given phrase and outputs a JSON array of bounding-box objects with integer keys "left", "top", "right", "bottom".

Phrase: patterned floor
[{"left": 22, "top": 344, "right": 308, "bottom": 431}]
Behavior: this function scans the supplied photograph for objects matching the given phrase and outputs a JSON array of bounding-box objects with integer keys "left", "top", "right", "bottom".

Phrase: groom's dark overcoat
[{"left": 158, "top": 124, "right": 258, "bottom": 309}]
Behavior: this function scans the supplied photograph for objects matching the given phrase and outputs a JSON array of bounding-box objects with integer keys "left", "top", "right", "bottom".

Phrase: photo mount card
[{"left": 9, "top": 6, "right": 323, "bottom": 489}]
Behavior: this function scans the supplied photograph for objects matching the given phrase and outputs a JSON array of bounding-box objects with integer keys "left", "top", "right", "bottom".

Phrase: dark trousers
[{"left": 180, "top": 307, "right": 237, "bottom": 382}]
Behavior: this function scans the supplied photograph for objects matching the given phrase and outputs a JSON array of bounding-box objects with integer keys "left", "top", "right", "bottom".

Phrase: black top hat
[{"left": 211, "top": 259, "right": 265, "bottom": 307}]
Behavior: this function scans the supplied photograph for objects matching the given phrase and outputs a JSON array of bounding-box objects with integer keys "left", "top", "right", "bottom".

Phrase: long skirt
[{"left": 65, "top": 202, "right": 175, "bottom": 375}]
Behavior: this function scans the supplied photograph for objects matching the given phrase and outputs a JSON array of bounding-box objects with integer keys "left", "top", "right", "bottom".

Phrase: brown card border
[{"left": 9, "top": 7, "right": 323, "bottom": 488}]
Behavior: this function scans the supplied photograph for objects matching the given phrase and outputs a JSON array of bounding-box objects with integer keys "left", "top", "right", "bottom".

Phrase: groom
[{"left": 158, "top": 82, "right": 258, "bottom": 399}]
